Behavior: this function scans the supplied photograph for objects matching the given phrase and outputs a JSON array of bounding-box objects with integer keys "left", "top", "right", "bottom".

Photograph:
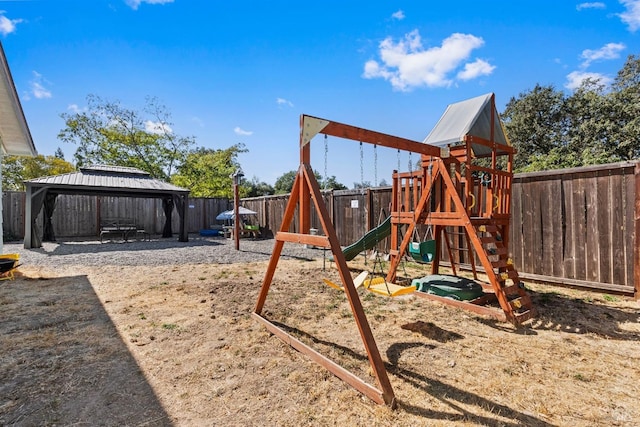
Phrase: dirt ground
[{"left": 1, "top": 256, "right": 639, "bottom": 426}]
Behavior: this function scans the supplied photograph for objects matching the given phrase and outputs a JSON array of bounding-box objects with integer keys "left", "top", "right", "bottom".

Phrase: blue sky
[{"left": 2, "top": 0, "right": 639, "bottom": 188}]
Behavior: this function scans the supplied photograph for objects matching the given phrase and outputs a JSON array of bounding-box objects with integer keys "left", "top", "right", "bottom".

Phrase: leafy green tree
[
  {"left": 274, "top": 170, "right": 297, "bottom": 194},
  {"left": 608, "top": 54, "right": 640, "bottom": 160},
  {"left": 502, "top": 84, "right": 568, "bottom": 171},
  {"left": 353, "top": 181, "right": 372, "bottom": 190},
  {"left": 245, "top": 177, "right": 275, "bottom": 197},
  {"left": 171, "top": 144, "right": 247, "bottom": 198},
  {"left": 322, "top": 175, "right": 347, "bottom": 190},
  {"left": 502, "top": 56, "right": 640, "bottom": 172},
  {"left": 58, "top": 94, "right": 194, "bottom": 180},
  {"left": 2, "top": 155, "right": 76, "bottom": 191},
  {"left": 274, "top": 170, "right": 346, "bottom": 194}
]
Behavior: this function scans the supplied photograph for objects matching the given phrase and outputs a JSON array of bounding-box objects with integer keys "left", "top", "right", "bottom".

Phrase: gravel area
[{"left": 4, "top": 235, "right": 329, "bottom": 269}]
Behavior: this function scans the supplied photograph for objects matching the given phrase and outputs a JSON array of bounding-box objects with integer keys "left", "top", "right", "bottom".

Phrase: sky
[{"left": 2, "top": 0, "right": 639, "bottom": 188}]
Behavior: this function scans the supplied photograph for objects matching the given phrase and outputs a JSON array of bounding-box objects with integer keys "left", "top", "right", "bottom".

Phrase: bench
[{"left": 100, "top": 218, "right": 145, "bottom": 242}]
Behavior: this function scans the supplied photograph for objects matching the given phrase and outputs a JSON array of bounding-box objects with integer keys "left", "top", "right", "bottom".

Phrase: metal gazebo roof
[{"left": 25, "top": 165, "right": 189, "bottom": 196}]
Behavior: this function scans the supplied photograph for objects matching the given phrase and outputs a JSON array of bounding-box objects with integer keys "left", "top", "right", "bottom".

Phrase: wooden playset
[{"left": 253, "top": 93, "right": 536, "bottom": 407}]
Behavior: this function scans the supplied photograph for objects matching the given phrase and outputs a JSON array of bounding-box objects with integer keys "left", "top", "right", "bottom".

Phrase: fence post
[{"left": 635, "top": 163, "right": 640, "bottom": 300}]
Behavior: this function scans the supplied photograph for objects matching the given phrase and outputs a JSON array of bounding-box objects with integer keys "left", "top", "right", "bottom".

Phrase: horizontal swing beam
[
  {"left": 301, "top": 114, "right": 449, "bottom": 159},
  {"left": 276, "top": 231, "right": 331, "bottom": 248}
]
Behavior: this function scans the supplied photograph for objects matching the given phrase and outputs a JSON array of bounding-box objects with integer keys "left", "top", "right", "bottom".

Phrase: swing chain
[
  {"left": 323, "top": 134, "right": 328, "bottom": 190},
  {"left": 374, "top": 144, "right": 378, "bottom": 188},
  {"left": 359, "top": 141, "right": 365, "bottom": 194},
  {"left": 408, "top": 152, "right": 413, "bottom": 173}
]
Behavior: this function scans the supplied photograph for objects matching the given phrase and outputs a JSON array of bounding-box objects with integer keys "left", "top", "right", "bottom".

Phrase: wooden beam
[
  {"left": 303, "top": 114, "right": 448, "bottom": 158},
  {"left": 276, "top": 231, "right": 330, "bottom": 248},
  {"left": 413, "top": 292, "right": 507, "bottom": 322}
]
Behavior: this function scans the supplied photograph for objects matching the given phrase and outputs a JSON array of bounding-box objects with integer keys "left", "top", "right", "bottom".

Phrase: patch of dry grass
[{"left": 1, "top": 260, "right": 638, "bottom": 426}]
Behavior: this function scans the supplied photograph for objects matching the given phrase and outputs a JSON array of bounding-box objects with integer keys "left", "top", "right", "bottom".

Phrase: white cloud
[
  {"left": 276, "top": 97, "right": 294, "bottom": 108},
  {"left": 144, "top": 120, "right": 172, "bottom": 134},
  {"left": 576, "top": 2, "right": 606, "bottom": 10},
  {"left": 363, "top": 30, "right": 493, "bottom": 91},
  {"left": 580, "top": 42, "right": 626, "bottom": 67},
  {"left": 618, "top": 0, "right": 640, "bottom": 32},
  {"left": 234, "top": 127, "right": 253, "bottom": 136},
  {"left": 67, "top": 104, "right": 85, "bottom": 113},
  {"left": 125, "top": 0, "right": 174, "bottom": 10},
  {"left": 0, "top": 12, "right": 23, "bottom": 36},
  {"left": 457, "top": 59, "right": 495, "bottom": 81},
  {"left": 391, "top": 10, "right": 405, "bottom": 20},
  {"left": 30, "top": 71, "right": 52, "bottom": 99},
  {"left": 565, "top": 70, "right": 612, "bottom": 89}
]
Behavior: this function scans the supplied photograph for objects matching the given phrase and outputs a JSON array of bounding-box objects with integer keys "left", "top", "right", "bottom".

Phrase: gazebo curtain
[
  {"left": 42, "top": 192, "right": 57, "bottom": 242},
  {"left": 28, "top": 188, "right": 47, "bottom": 248}
]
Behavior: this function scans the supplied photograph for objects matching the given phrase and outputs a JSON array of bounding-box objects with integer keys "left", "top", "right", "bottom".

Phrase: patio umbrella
[{"left": 215, "top": 206, "right": 257, "bottom": 220}]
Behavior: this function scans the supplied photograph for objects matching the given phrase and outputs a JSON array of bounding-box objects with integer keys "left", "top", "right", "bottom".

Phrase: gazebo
[{"left": 24, "top": 165, "right": 190, "bottom": 248}]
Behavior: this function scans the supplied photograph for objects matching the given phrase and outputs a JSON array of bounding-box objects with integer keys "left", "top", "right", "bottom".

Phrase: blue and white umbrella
[{"left": 215, "top": 206, "right": 257, "bottom": 220}]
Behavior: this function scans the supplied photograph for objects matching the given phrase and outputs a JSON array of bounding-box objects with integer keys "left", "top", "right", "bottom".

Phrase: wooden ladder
[{"left": 472, "top": 222, "right": 536, "bottom": 324}]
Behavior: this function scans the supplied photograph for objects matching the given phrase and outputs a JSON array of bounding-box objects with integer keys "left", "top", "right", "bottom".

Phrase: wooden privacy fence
[
  {"left": 511, "top": 162, "right": 638, "bottom": 296},
  {"left": 242, "top": 162, "right": 639, "bottom": 297},
  {"left": 3, "top": 161, "right": 638, "bottom": 296}
]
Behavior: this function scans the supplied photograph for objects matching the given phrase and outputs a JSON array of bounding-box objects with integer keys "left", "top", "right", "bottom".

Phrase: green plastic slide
[{"left": 342, "top": 216, "right": 392, "bottom": 261}]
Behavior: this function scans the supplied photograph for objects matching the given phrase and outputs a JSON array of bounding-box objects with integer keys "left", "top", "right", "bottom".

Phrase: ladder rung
[
  {"left": 449, "top": 246, "right": 470, "bottom": 252},
  {"left": 502, "top": 283, "right": 525, "bottom": 295},
  {"left": 510, "top": 294, "right": 532, "bottom": 308},
  {"left": 513, "top": 309, "right": 537, "bottom": 323},
  {"left": 481, "top": 237, "right": 496, "bottom": 244},
  {"left": 501, "top": 270, "right": 519, "bottom": 280}
]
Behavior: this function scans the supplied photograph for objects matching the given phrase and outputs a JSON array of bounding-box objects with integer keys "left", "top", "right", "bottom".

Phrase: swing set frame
[
  {"left": 254, "top": 114, "right": 446, "bottom": 406},
  {"left": 254, "top": 98, "right": 534, "bottom": 406}
]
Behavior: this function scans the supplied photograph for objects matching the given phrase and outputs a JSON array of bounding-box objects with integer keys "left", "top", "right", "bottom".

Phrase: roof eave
[{"left": 0, "top": 42, "right": 37, "bottom": 157}]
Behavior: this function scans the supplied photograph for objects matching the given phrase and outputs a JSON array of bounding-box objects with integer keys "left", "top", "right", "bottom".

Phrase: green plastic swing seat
[{"left": 409, "top": 240, "right": 436, "bottom": 263}]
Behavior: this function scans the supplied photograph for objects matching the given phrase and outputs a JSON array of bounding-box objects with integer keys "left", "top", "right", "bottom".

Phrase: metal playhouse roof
[
  {"left": 26, "top": 165, "right": 189, "bottom": 197},
  {"left": 423, "top": 92, "right": 511, "bottom": 157}
]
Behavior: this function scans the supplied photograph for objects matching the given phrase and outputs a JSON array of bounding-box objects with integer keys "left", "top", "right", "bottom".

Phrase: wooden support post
[{"left": 635, "top": 162, "right": 640, "bottom": 300}]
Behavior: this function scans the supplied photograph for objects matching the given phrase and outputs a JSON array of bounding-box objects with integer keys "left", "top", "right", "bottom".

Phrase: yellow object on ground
[
  {"left": 363, "top": 277, "right": 416, "bottom": 297},
  {"left": 0, "top": 253, "right": 20, "bottom": 280},
  {"left": 323, "top": 271, "right": 369, "bottom": 291}
]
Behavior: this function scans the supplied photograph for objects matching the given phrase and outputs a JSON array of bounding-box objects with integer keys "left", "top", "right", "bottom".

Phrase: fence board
[
  {"left": 596, "top": 172, "right": 612, "bottom": 284},
  {"left": 585, "top": 172, "right": 600, "bottom": 283},
  {"left": 511, "top": 181, "right": 523, "bottom": 267},
  {"left": 572, "top": 176, "right": 587, "bottom": 281},
  {"left": 609, "top": 173, "right": 624, "bottom": 285},
  {"left": 561, "top": 176, "right": 575, "bottom": 279}
]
